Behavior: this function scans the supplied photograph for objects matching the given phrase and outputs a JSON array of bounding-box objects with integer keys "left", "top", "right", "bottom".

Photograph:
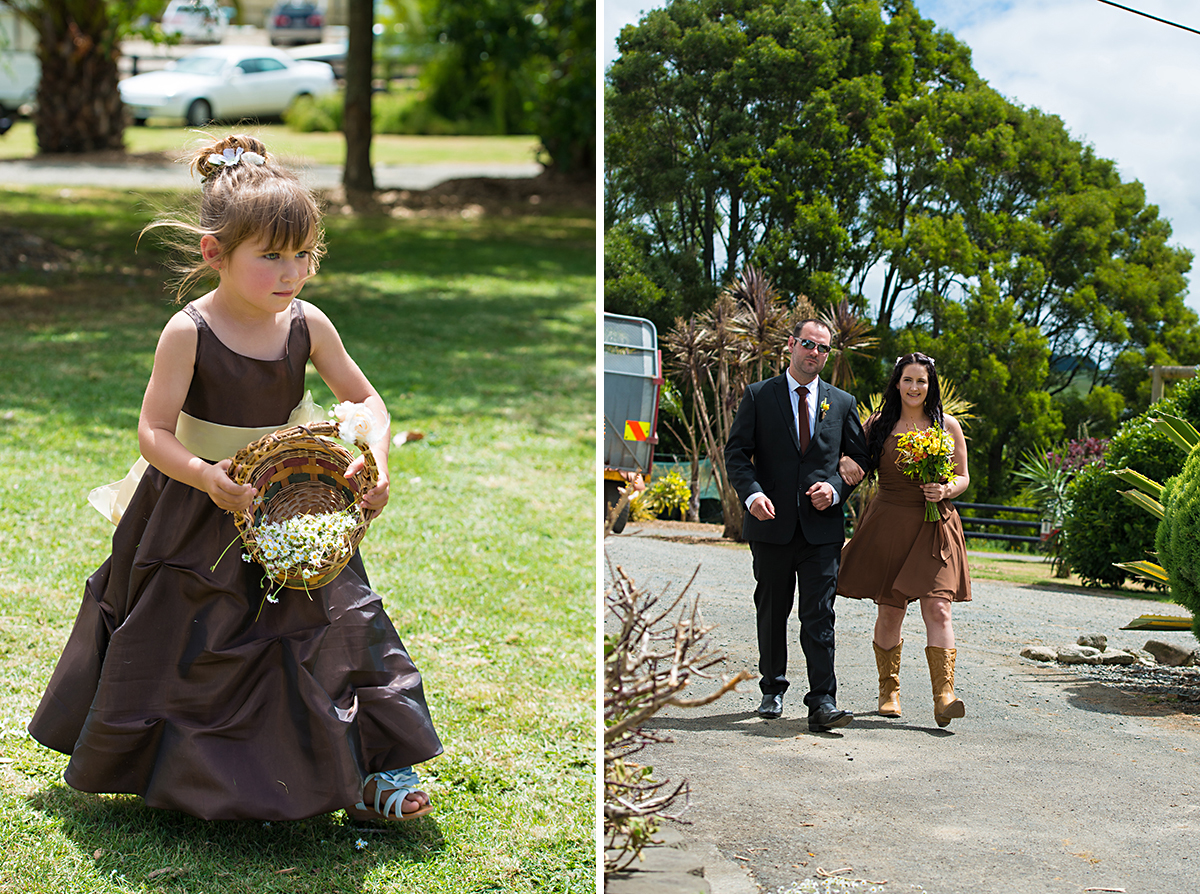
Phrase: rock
[
  {"left": 1098, "top": 650, "right": 1137, "bottom": 665},
  {"left": 1128, "top": 648, "right": 1158, "bottom": 666},
  {"left": 1057, "top": 645, "right": 1102, "bottom": 664},
  {"left": 1144, "top": 640, "right": 1197, "bottom": 667},
  {"left": 1077, "top": 634, "right": 1108, "bottom": 650},
  {"left": 1021, "top": 646, "right": 1058, "bottom": 662}
]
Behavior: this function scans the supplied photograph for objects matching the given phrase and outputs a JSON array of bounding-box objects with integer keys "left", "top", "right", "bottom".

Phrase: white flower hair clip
[{"left": 206, "top": 146, "right": 266, "bottom": 169}]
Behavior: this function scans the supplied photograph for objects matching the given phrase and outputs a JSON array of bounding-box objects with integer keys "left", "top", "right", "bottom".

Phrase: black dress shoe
[
  {"left": 808, "top": 705, "right": 852, "bottom": 732},
  {"left": 757, "top": 693, "right": 783, "bottom": 719}
]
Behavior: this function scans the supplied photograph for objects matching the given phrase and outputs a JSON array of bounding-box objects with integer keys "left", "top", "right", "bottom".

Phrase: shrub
[
  {"left": 284, "top": 88, "right": 511, "bottom": 135},
  {"left": 284, "top": 93, "right": 341, "bottom": 132},
  {"left": 1061, "top": 375, "right": 1200, "bottom": 587},
  {"left": 1156, "top": 453, "right": 1200, "bottom": 639},
  {"left": 636, "top": 470, "right": 692, "bottom": 520}
]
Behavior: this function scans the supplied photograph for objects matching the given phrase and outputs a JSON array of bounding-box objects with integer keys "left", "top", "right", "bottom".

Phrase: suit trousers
[{"left": 750, "top": 523, "right": 841, "bottom": 711}]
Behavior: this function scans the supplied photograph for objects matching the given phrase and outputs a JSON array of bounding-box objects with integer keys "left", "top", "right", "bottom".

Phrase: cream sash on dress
[{"left": 88, "top": 392, "right": 325, "bottom": 525}]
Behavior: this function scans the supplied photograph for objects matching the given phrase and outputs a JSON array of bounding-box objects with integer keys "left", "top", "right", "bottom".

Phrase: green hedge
[
  {"left": 1062, "top": 376, "right": 1200, "bottom": 587},
  {"left": 284, "top": 90, "right": 511, "bottom": 136},
  {"left": 1157, "top": 453, "right": 1200, "bottom": 638}
]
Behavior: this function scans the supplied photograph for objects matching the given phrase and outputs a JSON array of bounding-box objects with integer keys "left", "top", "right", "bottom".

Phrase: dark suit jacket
[{"left": 724, "top": 374, "right": 868, "bottom": 545}]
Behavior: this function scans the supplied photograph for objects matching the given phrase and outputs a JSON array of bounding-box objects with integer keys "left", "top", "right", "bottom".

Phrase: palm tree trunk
[{"left": 32, "top": 1, "right": 123, "bottom": 154}]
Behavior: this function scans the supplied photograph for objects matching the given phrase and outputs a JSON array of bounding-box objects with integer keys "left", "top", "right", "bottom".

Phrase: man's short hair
[{"left": 792, "top": 318, "right": 832, "bottom": 340}]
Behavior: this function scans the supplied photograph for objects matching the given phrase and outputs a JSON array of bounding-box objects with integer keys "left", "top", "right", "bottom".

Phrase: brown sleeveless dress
[
  {"left": 29, "top": 301, "right": 443, "bottom": 820},
  {"left": 837, "top": 433, "right": 972, "bottom": 607}
]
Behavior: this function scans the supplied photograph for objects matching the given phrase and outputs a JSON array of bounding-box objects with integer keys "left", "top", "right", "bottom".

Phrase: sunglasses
[{"left": 797, "top": 337, "right": 832, "bottom": 354}]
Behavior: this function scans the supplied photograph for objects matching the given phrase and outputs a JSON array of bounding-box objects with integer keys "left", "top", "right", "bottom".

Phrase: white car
[
  {"left": 120, "top": 45, "right": 336, "bottom": 126},
  {"left": 161, "top": 0, "right": 231, "bottom": 43}
]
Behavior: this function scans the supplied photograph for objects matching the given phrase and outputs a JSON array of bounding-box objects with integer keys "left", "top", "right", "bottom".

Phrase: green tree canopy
[
  {"left": 605, "top": 0, "right": 1200, "bottom": 500},
  {"left": 426, "top": 0, "right": 594, "bottom": 174}
]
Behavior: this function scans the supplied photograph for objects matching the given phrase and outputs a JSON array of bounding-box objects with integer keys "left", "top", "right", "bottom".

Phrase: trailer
[{"left": 603, "top": 313, "right": 662, "bottom": 532}]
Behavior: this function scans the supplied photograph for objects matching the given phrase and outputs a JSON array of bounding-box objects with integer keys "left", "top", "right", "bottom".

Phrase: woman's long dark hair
[{"left": 865, "top": 353, "right": 944, "bottom": 477}]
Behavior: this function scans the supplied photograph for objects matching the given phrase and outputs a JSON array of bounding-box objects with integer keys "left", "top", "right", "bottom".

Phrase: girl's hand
[
  {"left": 205, "top": 459, "right": 257, "bottom": 512},
  {"left": 346, "top": 455, "right": 389, "bottom": 517}
]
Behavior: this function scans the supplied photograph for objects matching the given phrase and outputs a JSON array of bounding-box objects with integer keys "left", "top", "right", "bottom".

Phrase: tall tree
[
  {"left": 343, "top": 0, "right": 375, "bottom": 192},
  {"left": 607, "top": 0, "right": 1200, "bottom": 499}
]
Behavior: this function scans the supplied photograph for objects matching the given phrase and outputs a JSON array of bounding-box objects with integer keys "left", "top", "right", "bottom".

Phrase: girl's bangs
[{"left": 242, "top": 184, "right": 322, "bottom": 253}]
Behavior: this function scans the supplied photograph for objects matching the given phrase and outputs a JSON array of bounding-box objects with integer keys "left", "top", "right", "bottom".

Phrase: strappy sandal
[{"left": 345, "top": 767, "right": 434, "bottom": 822}]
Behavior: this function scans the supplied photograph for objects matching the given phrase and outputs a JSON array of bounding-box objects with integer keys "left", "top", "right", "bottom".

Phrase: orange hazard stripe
[{"left": 624, "top": 420, "right": 649, "bottom": 441}]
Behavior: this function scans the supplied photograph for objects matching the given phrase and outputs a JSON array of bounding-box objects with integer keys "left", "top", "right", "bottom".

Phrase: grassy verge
[
  {"left": 0, "top": 121, "right": 544, "bottom": 166},
  {"left": 0, "top": 188, "right": 596, "bottom": 892},
  {"left": 965, "top": 551, "right": 1176, "bottom": 602}
]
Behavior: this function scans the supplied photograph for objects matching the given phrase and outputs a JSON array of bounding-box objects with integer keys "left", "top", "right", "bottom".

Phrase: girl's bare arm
[{"left": 304, "top": 302, "right": 391, "bottom": 513}]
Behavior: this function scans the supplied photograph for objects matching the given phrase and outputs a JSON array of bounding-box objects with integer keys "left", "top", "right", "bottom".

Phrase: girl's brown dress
[
  {"left": 837, "top": 433, "right": 972, "bottom": 607},
  {"left": 29, "top": 301, "right": 442, "bottom": 820}
]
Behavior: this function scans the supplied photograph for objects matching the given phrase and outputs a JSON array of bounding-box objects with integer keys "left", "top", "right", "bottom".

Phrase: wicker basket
[{"left": 228, "top": 421, "right": 378, "bottom": 590}]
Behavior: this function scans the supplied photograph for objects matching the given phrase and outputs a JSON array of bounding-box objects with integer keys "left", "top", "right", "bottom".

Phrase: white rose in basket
[{"left": 329, "top": 402, "right": 389, "bottom": 447}]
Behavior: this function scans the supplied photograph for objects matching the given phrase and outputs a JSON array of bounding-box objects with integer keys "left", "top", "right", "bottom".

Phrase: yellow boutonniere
[{"left": 818, "top": 399, "right": 830, "bottom": 421}]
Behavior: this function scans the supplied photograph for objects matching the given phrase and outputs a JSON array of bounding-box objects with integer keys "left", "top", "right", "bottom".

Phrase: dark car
[{"left": 265, "top": 2, "right": 324, "bottom": 46}]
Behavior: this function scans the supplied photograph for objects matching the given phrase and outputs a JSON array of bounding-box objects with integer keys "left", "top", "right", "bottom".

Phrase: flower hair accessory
[{"left": 206, "top": 146, "right": 267, "bottom": 169}]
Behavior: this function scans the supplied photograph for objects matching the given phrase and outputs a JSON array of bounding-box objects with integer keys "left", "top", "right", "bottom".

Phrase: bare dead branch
[{"left": 603, "top": 560, "right": 753, "bottom": 873}]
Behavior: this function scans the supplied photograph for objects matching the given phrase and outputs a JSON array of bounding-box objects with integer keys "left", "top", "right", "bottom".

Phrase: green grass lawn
[
  {"left": 967, "top": 551, "right": 1177, "bottom": 602},
  {"left": 0, "top": 121, "right": 544, "bottom": 167},
  {"left": 0, "top": 189, "right": 596, "bottom": 892}
]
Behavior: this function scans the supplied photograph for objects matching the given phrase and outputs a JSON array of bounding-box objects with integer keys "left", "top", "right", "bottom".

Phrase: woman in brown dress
[{"left": 837, "top": 353, "right": 971, "bottom": 727}]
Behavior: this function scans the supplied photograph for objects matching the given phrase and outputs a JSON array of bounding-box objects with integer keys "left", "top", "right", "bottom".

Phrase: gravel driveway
[{"left": 605, "top": 522, "right": 1200, "bottom": 894}]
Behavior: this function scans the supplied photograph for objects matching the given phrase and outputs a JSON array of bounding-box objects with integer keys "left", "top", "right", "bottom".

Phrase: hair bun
[{"left": 191, "top": 134, "right": 270, "bottom": 181}]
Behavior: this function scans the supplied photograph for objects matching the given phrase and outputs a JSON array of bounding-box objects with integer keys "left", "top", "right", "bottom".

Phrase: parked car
[
  {"left": 119, "top": 45, "right": 336, "bottom": 126},
  {"left": 265, "top": 2, "right": 325, "bottom": 46},
  {"left": 0, "top": 8, "right": 39, "bottom": 115},
  {"left": 286, "top": 40, "right": 347, "bottom": 79},
  {"left": 161, "top": 0, "right": 232, "bottom": 43}
]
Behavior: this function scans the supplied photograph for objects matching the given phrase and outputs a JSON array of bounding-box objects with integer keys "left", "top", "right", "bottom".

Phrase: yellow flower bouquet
[{"left": 895, "top": 425, "right": 958, "bottom": 521}]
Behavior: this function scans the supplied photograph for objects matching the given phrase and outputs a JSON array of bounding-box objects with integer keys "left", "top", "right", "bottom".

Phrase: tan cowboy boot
[
  {"left": 873, "top": 639, "right": 903, "bottom": 717},
  {"left": 925, "top": 645, "right": 966, "bottom": 728}
]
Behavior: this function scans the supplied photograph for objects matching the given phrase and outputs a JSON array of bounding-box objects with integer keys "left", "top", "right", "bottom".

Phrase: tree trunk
[
  {"left": 33, "top": 1, "right": 123, "bottom": 154},
  {"left": 687, "top": 458, "right": 700, "bottom": 523},
  {"left": 342, "top": 0, "right": 374, "bottom": 192}
]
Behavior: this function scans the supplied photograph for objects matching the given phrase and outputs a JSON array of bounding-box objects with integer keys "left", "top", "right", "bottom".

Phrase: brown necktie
[{"left": 796, "top": 385, "right": 810, "bottom": 452}]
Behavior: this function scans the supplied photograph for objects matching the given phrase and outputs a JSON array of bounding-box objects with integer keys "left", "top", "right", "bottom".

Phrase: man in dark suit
[{"left": 724, "top": 318, "right": 868, "bottom": 730}]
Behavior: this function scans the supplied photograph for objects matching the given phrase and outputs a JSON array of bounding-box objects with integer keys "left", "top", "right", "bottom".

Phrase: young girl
[
  {"left": 836, "top": 353, "right": 972, "bottom": 728},
  {"left": 29, "top": 134, "right": 442, "bottom": 822}
]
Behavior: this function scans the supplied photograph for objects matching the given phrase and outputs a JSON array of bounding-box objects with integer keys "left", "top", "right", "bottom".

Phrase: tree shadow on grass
[
  {"left": 28, "top": 783, "right": 446, "bottom": 894},
  {"left": 0, "top": 276, "right": 593, "bottom": 437}
]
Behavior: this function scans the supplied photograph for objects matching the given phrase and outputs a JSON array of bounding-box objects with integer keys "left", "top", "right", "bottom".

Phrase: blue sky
[{"left": 603, "top": 0, "right": 1200, "bottom": 312}]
